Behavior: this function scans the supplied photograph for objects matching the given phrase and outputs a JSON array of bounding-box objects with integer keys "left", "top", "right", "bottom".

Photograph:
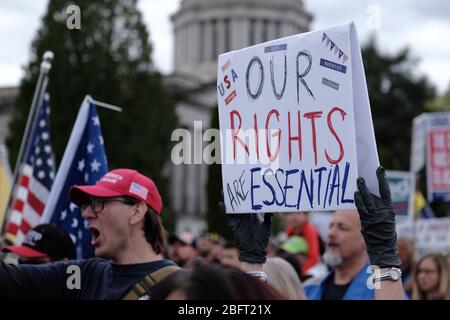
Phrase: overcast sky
[{"left": 1, "top": 0, "right": 449, "bottom": 94}]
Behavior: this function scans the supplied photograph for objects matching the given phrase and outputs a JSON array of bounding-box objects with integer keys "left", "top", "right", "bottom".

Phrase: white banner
[
  {"left": 397, "top": 217, "right": 450, "bottom": 258},
  {"left": 217, "top": 22, "right": 379, "bottom": 213}
]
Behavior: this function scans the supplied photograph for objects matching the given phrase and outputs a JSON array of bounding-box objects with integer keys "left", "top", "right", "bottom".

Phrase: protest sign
[
  {"left": 426, "top": 113, "right": 450, "bottom": 201},
  {"left": 217, "top": 22, "right": 379, "bottom": 213},
  {"left": 410, "top": 114, "right": 427, "bottom": 173},
  {"left": 397, "top": 217, "right": 450, "bottom": 258},
  {"left": 410, "top": 112, "right": 450, "bottom": 202},
  {"left": 386, "top": 170, "right": 415, "bottom": 219}
]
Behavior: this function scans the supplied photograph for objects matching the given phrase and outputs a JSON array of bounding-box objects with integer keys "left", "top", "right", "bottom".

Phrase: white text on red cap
[{"left": 101, "top": 173, "right": 124, "bottom": 184}]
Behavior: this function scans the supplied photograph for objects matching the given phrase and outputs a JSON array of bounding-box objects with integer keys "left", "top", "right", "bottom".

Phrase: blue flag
[{"left": 41, "top": 96, "right": 108, "bottom": 258}]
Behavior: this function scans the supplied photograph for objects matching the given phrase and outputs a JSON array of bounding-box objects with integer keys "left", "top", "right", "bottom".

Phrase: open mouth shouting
[{"left": 88, "top": 225, "right": 101, "bottom": 247}]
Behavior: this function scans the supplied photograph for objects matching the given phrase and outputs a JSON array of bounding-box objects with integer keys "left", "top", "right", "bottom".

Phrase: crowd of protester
[
  {"left": 161, "top": 213, "right": 450, "bottom": 300},
  {"left": 0, "top": 167, "right": 449, "bottom": 300}
]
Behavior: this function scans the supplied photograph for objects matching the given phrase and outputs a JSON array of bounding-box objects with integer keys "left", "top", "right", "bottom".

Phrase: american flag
[
  {"left": 41, "top": 96, "right": 108, "bottom": 258},
  {"left": 5, "top": 93, "right": 56, "bottom": 244}
]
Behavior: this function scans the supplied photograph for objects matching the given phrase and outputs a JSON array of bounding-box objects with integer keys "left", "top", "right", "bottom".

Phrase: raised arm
[
  {"left": 0, "top": 259, "right": 72, "bottom": 299},
  {"left": 226, "top": 212, "right": 272, "bottom": 276},
  {"left": 354, "top": 166, "right": 405, "bottom": 300}
]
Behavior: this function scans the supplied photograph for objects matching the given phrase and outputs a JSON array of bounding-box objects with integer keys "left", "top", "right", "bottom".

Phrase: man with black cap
[
  {"left": 2, "top": 224, "right": 76, "bottom": 264},
  {"left": 0, "top": 169, "right": 179, "bottom": 299}
]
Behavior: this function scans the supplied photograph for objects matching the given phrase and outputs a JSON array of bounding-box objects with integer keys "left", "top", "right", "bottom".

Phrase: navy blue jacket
[{"left": 0, "top": 257, "right": 176, "bottom": 299}]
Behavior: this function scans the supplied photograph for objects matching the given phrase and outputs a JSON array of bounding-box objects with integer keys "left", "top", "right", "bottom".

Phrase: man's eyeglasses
[{"left": 80, "top": 197, "right": 136, "bottom": 214}]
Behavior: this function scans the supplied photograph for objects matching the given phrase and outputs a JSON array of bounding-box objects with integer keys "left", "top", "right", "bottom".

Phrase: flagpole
[
  {"left": 0, "top": 51, "right": 54, "bottom": 237},
  {"left": 13, "top": 51, "right": 54, "bottom": 177},
  {"left": 87, "top": 96, "right": 122, "bottom": 112}
]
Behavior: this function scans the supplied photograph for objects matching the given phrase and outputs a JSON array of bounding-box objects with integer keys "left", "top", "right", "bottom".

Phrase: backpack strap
[{"left": 122, "top": 264, "right": 181, "bottom": 300}]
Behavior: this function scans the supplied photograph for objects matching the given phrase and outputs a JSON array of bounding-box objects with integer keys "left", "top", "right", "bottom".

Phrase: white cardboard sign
[
  {"left": 386, "top": 170, "right": 415, "bottom": 219},
  {"left": 397, "top": 217, "right": 450, "bottom": 258},
  {"left": 217, "top": 22, "right": 379, "bottom": 213}
]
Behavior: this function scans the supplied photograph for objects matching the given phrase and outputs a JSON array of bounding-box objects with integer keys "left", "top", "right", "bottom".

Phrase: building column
[
  {"left": 280, "top": 21, "right": 294, "bottom": 37},
  {"left": 191, "top": 22, "right": 201, "bottom": 63},
  {"left": 174, "top": 26, "right": 180, "bottom": 71},
  {"left": 199, "top": 163, "right": 207, "bottom": 215},
  {"left": 199, "top": 21, "right": 205, "bottom": 62},
  {"left": 254, "top": 19, "right": 264, "bottom": 44},
  {"left": 178, "top": 24, "right": 188, "bottom": 69},
  {"left": 231, "top": 18, "right": 249, "bottom": 50},
  {"left": 183, "top": 121, "right": 203, "bottom": 215},
  {"left": 266, "top": 20, "right": 277, "bottom": 41},
  {"left": 171, "top": 162, "right": 183, "bottom": 212},
  {"left": 204, "top": 20, "right": 213, "bottom": 61},
  {"left": 186, "top": 22, "right": 195, "bottom": 66},
  {"left": 216, "top": 19, "right": 226, "bottom": 56}
]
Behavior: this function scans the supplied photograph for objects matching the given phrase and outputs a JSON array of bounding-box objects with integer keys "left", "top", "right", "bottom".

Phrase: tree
[
  {"left": 427, "top": 84, "right": 450, "bottom": 111},
  {"left": 7, "top": 0, "right": 177, "bottom": 227},
  {"left": 362, "top": 39, "right": 436, "bottom": 170}
]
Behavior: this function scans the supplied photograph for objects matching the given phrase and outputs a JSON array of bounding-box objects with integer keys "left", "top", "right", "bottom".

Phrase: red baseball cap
[{"left": 69, "top": 169, "right": 163, "bottom": 214}]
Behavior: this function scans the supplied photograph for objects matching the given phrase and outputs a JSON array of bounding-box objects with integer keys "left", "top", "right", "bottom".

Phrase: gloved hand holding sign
[
  {"left": 354, "top": 166, "right": 401, "bottom": 268},
  {"left": 220, "top": 192, "right": 273, "bottom": 264}
]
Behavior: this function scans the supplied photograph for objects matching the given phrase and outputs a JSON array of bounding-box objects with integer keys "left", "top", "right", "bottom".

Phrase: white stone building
[{"left": 166, "top": 0, "right": 312, "bottom": 234}]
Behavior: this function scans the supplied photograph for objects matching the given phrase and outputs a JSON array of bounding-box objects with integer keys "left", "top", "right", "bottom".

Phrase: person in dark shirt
[{"left": 0, "top": 168, "right": 177, "bottom": 300}]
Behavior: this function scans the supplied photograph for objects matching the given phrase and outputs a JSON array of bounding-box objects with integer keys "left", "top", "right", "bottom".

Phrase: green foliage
[
  {"left": 362, "top": 38, "right": 436, "bottom": 170},
  {"left": 7, "top": 0, "right": 177, "bottom": 225},
  {"left": 426, "top": 84, "right": 450, "bottom": 111}
]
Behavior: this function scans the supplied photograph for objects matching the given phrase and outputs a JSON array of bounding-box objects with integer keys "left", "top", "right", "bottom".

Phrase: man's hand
[
  {"left": 354, "top": 166, "right": 401, "bottom": 268},
  {"left": 220, "top": 194, "right": 272, "bottom": 264}
]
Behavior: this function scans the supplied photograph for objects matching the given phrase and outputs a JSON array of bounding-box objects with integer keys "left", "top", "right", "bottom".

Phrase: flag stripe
[
  {"left": 27, "top": 191, "right": 45, "bottom": 216},
  {"left": 4, "top": 93, "right": 55, "bottom": 244},
  {"left": 18, "top": 219, "right": 32, "bottom": 239},
  {"left": 22, "top": 213, "right": 34, "bottom": 233},
  {"left": 13, "top": 199, "right": 24, "bottom": 212},
  {"left": 9, "top": 209, "right": 22, "bottom": 225},
  {"left": 19, "top": 175, "right": 30, "bottom": 188},
  {"left": 16, "top": 184, "right": 29, "bottom": 201},
  {"left": 28, "top": 178, "right": 50, "bottom": 204},
  {"left": 6, "top": 223, "right": 19, "bottom": 235}
]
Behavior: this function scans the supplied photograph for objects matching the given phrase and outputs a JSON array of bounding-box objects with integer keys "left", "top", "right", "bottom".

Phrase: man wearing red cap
[{"left": 0, "top": 169, "right": 178, "bottom": 299}]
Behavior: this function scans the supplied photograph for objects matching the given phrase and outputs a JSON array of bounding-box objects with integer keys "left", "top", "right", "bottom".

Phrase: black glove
[
  {"left": 220, "top": 193, "right": 272, "bottom": 264},
  {"left": 354, "top": 166, "right": 401, "bottom": 268}
]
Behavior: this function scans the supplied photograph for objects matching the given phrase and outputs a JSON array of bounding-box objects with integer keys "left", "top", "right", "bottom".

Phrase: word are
[{"left": 226, "top": 170, "right": 249, "bottom": 211}]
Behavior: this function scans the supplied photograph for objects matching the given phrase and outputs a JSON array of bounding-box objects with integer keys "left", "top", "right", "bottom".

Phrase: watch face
[{"left": 390, "top": 268, "right": 402, "bottom": 281}]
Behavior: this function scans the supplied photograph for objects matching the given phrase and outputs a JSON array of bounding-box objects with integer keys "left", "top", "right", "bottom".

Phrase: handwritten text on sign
[{"left": 218, "top": 25, "right": 359, "bottom": 213}]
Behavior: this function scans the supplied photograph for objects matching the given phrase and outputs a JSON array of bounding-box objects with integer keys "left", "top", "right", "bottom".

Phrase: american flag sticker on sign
[{"left": 129, "top": 182, "right": 148, "bottom": 199}]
